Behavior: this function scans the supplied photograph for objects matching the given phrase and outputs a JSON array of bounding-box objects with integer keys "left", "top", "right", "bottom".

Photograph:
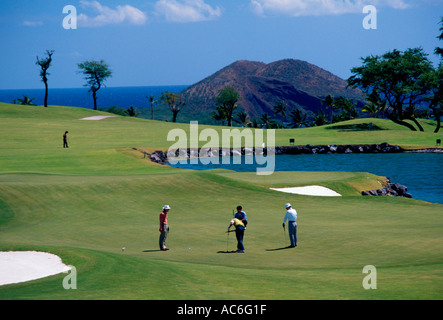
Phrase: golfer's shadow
[
  {"left": 142, "top": 249, "right": 163, "bottom": 253},
  {"left": 216, "top": 250, "right": 238, "bottom": 254},
  {"left": 265, "top": 246, "right": 291, "bottom": 251}
]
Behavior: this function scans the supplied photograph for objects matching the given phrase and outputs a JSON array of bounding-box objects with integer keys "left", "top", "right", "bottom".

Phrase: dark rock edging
[
  {"left": 361, "top": 178, "right": 413, "bottom": 199},
  {"left": 146, "top": 143, "right": 404, "bottom": 165},
  {"left": 404, "top": 148, "right": 443, "bottom": 153},
  {"left": 274, "top": 142, "right": 403, "bottom": 155},
  {"left": 144, "top": 143, "right": 440, "bottom": 167},
  {"left": 148, "top": 150, "right": 168, "bottom": 164}
]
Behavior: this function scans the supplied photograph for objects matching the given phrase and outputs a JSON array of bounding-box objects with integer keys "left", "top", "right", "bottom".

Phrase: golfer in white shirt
[{"left": 282, "top": 203, "right": 297, "bottom": 248}]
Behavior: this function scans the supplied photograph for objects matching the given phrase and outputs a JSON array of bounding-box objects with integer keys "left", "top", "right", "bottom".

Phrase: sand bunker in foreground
[
  {"left": 270, "top": 185, "right": 342, "bottom": 197},
  {"left": 0, "top": 251, "right": 71, "bottom": 286}
]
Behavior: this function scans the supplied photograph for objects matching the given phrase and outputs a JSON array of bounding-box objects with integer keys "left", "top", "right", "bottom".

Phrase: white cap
[
  {"left": 163, "top": 205, "right": 170, "bottom": 210},
  {"left": 285, "top": 203, "right": 292, "bottom": 209}
]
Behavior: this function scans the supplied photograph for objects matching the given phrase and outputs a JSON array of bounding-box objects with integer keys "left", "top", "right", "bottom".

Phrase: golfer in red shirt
[{"left": 159, "top": 205, "right": 170, "bottom": 251}]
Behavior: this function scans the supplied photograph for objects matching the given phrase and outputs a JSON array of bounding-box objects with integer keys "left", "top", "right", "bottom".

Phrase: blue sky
[{"left": 0, "top": 0, "right": 442, "bottom": 89}]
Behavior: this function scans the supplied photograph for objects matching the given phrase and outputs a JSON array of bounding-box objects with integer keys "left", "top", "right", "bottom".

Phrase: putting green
[{"left": 0, "top": 103, "right": 442, "bottom": 299}]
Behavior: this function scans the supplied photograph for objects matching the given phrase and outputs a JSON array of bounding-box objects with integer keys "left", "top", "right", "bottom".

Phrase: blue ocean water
[
  {"left": 170, "top": 153, "right": 443, "bottom": 204},
  {"left": 0, "top": 85, "right": 188, "bottom": 109}
]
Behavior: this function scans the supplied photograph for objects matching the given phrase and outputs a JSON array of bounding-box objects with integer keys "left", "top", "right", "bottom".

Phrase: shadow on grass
[
  {"left": 142, "top": 249, "right": 163, "bottom": 253},
  {"left": 325, "top": 123, "right": 385, "bottom": 131},
  {"left": 217, "top": 250, "right": 238, "bottom": 254},
  {"left": 265, "top": 246, "right": 293, "bottom": 251}
]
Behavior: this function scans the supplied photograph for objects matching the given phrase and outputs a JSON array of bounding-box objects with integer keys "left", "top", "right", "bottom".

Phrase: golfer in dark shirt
[
  {"left": 232, "top": 205, "right": 248, "bottom": 253},
  {"left": 63, "top": 131, "right": 69, "bottom": 148}
]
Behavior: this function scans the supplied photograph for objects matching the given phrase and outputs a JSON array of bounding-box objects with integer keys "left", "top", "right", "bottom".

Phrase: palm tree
[
  {"left": 333, "top": 96, "right": 358, "bottom": 121},
  {"left": 288, "top": 108, "right": 308, "bottom": 128},
  {"left": 14, "top": 95, "right": 36, "bottom": 105},
  {"left": 426, "top": 64, "right": 443, "bottom": 133},
  {"left": 322, "top": 94, "right": 335, "bottom": 122},
  {"left": 260, "top": 113, "right": 274, "bottom": 128},
  {"left": 146, "top": 95, "right": 157, "bottom": 120},
  {"left": 234, "top": 110, "right": 251, "bottom": 127},
  {"left": 215, "top": 87, "right": 240, "bottom": 127},
  {"left": 273, "top": 101, "right": 287, "bottom": 119},
  {"left": 365, "top": 91, "right": 388, "bottom": 118},
  {"left": 313, "top": 109, "right": 329, "bottom": 126},
  {"left": 251, "top": 118, "right": 260, "bottom": 128},
  {"left": 211, "top": 106, "right": 227, "bottom": 126},
  {"left": 362, "top": 104, "right": 379, "bottom": 118},
  {"left": 435, "top": 17, "right": 443, "bottom": 59},
  {"left": 126, "top": 106, "right": 140, "bottom": 117}
]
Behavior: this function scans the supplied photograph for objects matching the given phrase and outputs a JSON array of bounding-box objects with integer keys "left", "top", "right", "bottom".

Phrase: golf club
[
  {"left": 226, "top": 229, "right": 229, "bottom": 252},
  {"left": 225, "top": 230, "right": 235, "bottom": 252},
  {"left": 282, "top": 224, "right": 287, "bottom": 247}
]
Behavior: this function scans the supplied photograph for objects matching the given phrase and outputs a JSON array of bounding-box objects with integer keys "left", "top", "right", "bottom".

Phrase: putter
[
  {"left": 282, "top": 225, "right": 287, "bottom": 247},
  {"left": 225, "top": 229, "right": 235, "bottom": 252},
  {"left": 226, "top": 229, "right": 230, "bottom": 252}
]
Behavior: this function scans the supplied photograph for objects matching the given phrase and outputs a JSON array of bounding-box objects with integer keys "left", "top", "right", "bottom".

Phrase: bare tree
[{"left": 36, "top": 50, "right": 54, "bottom": 107}]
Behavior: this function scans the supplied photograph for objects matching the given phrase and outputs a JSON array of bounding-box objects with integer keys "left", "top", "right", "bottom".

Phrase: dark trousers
[
  {"left": 288, "top": 222, "right": 297, "bottom": 247},
  {"left": 236, "top": 227, "right": 245, "bottom": 251},
  {"left": 159, "top": 224, "right": 168, "bottom": 250}
]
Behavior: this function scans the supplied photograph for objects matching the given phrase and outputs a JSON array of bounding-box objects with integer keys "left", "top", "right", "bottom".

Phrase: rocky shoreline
[
  {"left": 147, "top": 142, "right": 442, "bottom": 163},
  {"left": 147, "top": 142, "right": 406, "bottom": 164},
  {"left": 273, "top": 142, "right": 403, "bottom": 155},
  {"left": 362, "top": 178, "right": 413, "bottom": 199}
]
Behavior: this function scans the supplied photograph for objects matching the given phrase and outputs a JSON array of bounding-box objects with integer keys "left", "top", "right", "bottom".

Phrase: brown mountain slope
[{"left": 181, "top": 59, "right": 365, "bottom": 119}]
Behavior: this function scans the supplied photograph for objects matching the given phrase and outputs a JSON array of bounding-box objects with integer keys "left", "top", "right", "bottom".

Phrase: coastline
[
  {"left": 146, "top": 143, "right": 442, "bottom": 164},
  {"left": 144, "top": 144, "right": 442, "bottom": 202}
]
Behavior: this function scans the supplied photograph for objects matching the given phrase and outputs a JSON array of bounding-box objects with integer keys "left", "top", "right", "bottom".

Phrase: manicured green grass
[
  {"left": 274, "top": 118, "right": 443, "bottom": 149},
  {"left": 0, "top": 103, "right": 442, "bottom": 300},
  {"left": 1, "top": 103, "right": 441, "bottom": 175}
]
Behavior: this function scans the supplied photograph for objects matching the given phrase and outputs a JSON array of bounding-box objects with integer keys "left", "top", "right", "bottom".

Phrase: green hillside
[{"left": 0, "top": 103, "right": 442, "bottom": 300}]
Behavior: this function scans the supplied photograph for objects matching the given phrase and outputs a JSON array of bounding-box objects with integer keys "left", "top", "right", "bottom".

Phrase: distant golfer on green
[
  {"left": 63, "top": 131, "right": 69, "bottom": 148},
  {"left": 282, "top": 203, "right": 297, "bottom": 248},
  {"left": 159, "top": 205, "right": 170, "bottom": 251}
]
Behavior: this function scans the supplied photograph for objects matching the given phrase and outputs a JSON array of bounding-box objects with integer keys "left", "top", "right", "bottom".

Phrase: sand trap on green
[
  {"left": 0, "top": 251, "right": 71, "bottom": 286},
  {"left": 270, "top": 185, "right": 342, "bottom": 197},
  {"left": 79, "top": 115, "right": 117, "bottom": 120}
]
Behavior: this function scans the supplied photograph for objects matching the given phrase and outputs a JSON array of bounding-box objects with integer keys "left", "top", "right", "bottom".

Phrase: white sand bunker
[
  {"left": 270, "top": 185, "right": 342, "bottom": 197},
  {"left": 79, "top": 115, "right": 117, "bottom": 120},
  {"left": 0, "top": 251, "right": 71, "bottom": 286}
]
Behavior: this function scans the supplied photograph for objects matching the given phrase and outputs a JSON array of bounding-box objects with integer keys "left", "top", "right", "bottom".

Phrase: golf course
[{"left": 0, "top": 102, "right": 442, "bottom": 300}]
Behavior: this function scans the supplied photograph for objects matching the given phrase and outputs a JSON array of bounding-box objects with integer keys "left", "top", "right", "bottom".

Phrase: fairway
[{"left": 0, "top": 103, "right": 442, "bottom": 300}]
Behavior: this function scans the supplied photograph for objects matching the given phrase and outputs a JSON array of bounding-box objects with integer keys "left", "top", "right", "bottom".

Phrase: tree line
[
  {"left": 17, "top": 17, "right": 442, "bottom": 132},
  {"left": 15, "top": 51, "right": 187, "bottom": 122},
  {"left": 210, "top": 88, "right": 362, "bottom": 129}
]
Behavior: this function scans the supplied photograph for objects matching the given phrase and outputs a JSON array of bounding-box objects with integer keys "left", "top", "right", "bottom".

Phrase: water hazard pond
[{"left": 169, "top": 152, "right": 443, "bottom": 204}]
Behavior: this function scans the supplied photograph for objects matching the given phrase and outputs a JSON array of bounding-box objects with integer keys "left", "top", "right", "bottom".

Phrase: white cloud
[
  {"left": 155, "top": 0, "right": 222, "bottom": 23},
  {"left": 250, "top": 0, "right": 411, "bottom": 17},
  {"left": 385, "top": 0, "right": 410, "bottom": 9},
  {"left": 77, "top": 1, "right": 148, "bottom": 27},
  {"left": 22, "top": 20, "right": 44, "bottom": 27}
]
